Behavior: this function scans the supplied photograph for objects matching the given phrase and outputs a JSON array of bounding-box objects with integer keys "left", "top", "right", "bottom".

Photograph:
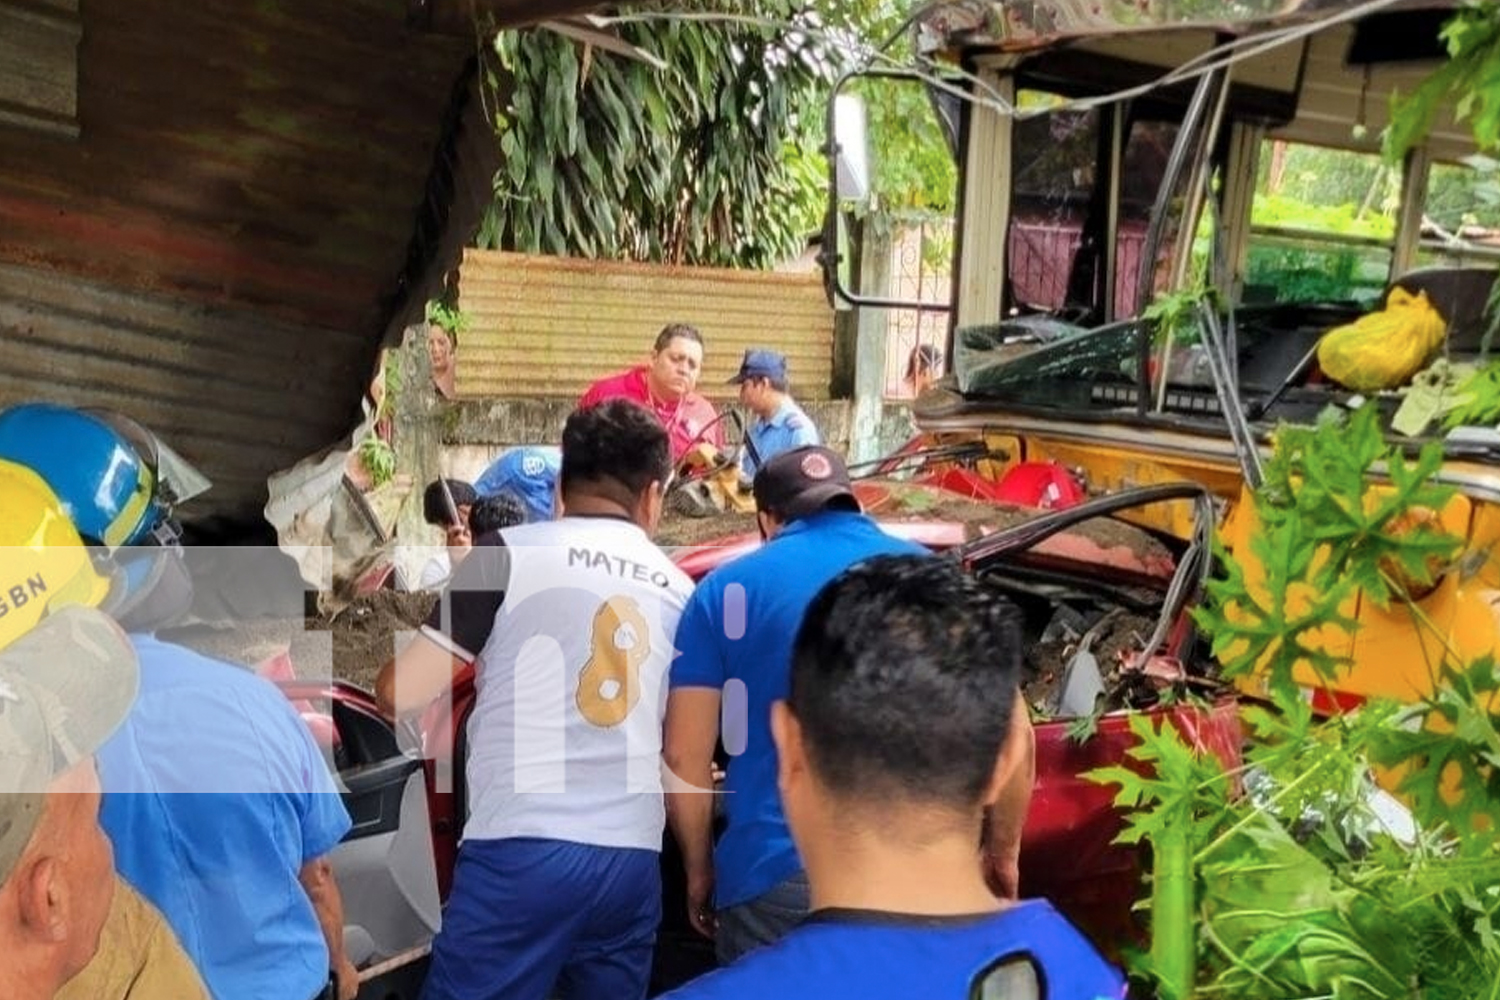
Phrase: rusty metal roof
[
  {"left": 915, "top": 0, "right": 1453, "bottom": 55},
  {"left": 0, "top": 0, "right": 598, "bottom": 524}
]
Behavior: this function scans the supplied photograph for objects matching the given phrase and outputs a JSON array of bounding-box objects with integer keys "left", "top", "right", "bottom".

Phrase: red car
[{"left": 282, "top": 476, "right": 1240, "bottom": 997}]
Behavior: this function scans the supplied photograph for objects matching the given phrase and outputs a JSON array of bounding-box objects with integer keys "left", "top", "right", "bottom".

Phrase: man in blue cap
[
  {"left": 729, "top": 349, "right": 820, "bottom": 480},
  {"left": 474, "top": 446, "right": 560, "bottom": 523}
]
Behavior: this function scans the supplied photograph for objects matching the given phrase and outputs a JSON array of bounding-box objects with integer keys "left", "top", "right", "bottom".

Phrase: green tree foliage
[
  {"left": 477, "top": 2, "right": 843, "bottom": 267},
  {"left": 477, "top": 2, "right": 959, "bottom": 268},
  {"left": 1090, "top": 405, "right": 1500, "bottom": 999},
  {"left": 1386, "top": 0, "right": 1500, "bottom": 162},
  {"left": 847, "top": 72, "right": 958, "bottom": 220}
]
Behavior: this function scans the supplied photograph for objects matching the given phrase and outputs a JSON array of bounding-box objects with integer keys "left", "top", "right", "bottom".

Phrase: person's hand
[
  {"left": 334, "top": 955, "right": 360, "bottom": 1000},
  {"left": 445, "top": 523, "right": 473, "bottom": 565},
  {"left": 686, "top": 865, "right": 717, "bottom": 939}
]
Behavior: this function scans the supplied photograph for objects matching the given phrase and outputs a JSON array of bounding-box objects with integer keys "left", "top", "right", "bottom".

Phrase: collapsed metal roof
[
  {"left": 913, "top": 0, "right": 1452, "bottom": 54},
  {"left": 0, "top": 0, "right": 600, "bottom": 527}
]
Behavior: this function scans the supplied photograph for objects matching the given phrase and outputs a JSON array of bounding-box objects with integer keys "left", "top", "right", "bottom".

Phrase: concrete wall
[{"left": 432, "top": 396, "right": 915, "bottom": 484}]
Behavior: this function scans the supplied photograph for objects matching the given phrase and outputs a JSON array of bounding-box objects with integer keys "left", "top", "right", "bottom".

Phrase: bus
[{"left": 829, "top": 0, "right": 1500, "bottom": 708}]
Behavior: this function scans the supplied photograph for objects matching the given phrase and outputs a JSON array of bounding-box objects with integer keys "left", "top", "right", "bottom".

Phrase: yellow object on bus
[{"left": 1317, "top": 288, "right": 1448, "bottom": 393}]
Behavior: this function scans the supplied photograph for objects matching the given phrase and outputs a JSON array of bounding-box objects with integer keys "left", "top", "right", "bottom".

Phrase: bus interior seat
[{"left": 1387, "top": 266, "right": 1499, "bottom": 354}]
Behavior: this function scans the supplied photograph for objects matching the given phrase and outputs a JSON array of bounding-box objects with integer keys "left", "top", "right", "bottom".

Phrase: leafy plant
[
  {"left": 357, "top": 436, "right": 397, "bottom": 489},
  {"left": 1194, "top": 405, "right": 1458, "bottom": 701},
  {"left": 479, "top": 1, "right": 847, "bottom": 268},
  {"left": 1090, "top": 403, "right": 1500, "bottom": 999},
  {"left": 1143, "top": 286, "right": 1216, "bottom": 349},
  {"left": 424, "top": 300, "right": 470, "bottom": 338},
  {"left": 1444, "top": 358, "right": 1500, "bottom": 427},
  {"left": 1090, "top": 713, "right": 1233, "bottom": 1000},
  {"left": 1386, "top": 1, "right": 1500, "bottom": 163}
]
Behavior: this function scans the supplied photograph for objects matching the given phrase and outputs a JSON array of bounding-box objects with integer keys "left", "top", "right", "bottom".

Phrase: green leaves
[
  {"left": 1386, "top": 1, "right": 1500, "bottom": 162},
  {"left": 1446, "top": 358, "right": 1500, "bottom": 427},
  {"left": 480, "top": 1, "right": 855, "bottom": 268},
  {"left": 424, "top": 299, "right": 470, "bottom": 336},
  {"left": 1121, "top": 397, "right": 1500, "bottom": 995},
  {"left": 1089, "top": 713, "right": 1233, "bottom": 1000},
  {"left": 1193, "top": 404, "right": 1458, "bottom": 700},
  {"left": 1372, "top": 655, "right": 1500, "bottom": 836}
]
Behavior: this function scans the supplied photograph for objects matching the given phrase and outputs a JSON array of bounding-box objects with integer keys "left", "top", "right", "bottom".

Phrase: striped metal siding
[
  {"left": 0, "top": 262, "right": 365, "bottom": 520},
  {"left": 0, "top": 0, "right": 468, "bottom": 334},
  {"left": 457, "top": 250, "right": 836, "bottom": 400}
]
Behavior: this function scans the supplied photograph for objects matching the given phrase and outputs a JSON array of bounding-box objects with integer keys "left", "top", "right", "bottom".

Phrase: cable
[{"left": 594, "top": 0, "right": 1409, "bottom": 124}]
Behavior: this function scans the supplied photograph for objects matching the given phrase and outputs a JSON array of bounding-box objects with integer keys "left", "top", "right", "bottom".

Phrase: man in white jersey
[{"left": 378, "top": 399, "right": 693, "bottom": 1000}]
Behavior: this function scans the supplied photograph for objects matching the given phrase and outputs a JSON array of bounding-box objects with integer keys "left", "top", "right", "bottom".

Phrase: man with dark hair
[
  {"left": 667, "top": 446, "right": 989, "bottom": 966},
  {"left": 580, "top": 323, "right": 722, "bottom": 461},
  {"left": 727, "top": 349, "right": 820, "bottom": 479},
  {"left": 419, "top": 478, "right": 478, "bottom": 588},
  {"left": 378, "top": 399, "right": 694, "bottom": 1000},
  {"left": 663, "top": 556, "right": 1123, "bottom": 1000},
  {"left": 467, "top": 493, "right": 526, "bottom": 536}
]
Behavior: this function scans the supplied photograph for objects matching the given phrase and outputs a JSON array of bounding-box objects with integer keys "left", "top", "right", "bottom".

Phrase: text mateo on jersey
[{"left": 568, "top": 547, "right": 675, "bottom": 589}]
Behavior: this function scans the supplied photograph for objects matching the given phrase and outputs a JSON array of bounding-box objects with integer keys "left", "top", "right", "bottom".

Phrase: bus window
[
  {"left": 1417, "top": 158, "right": 1500, "bottom": 271},
  {"left": 1006, "top": 91, "right": 1177, "bottom": 323},
  {"left": 1243, "top": 140, "right": 1394, "bottom": 308}
]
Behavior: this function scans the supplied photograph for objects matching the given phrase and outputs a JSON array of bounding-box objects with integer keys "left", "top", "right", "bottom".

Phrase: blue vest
[{"left": 659, "top": 900, "right": 1126, "bottom": 1000}]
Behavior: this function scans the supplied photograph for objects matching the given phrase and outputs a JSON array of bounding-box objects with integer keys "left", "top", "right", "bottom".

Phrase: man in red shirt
[{"left": 580, "top": 323, "right": 722, "bottom": 461}]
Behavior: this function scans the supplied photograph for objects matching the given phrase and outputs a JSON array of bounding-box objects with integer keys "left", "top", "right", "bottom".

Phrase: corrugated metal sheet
[
  {"left": 0, "top": 0, "right": 469, "bottom": 334},
  {"left": 0, "top": 0, "right": 584, "bottom": 523},
  {"left": 456, "top": 250, "right": 836, "bottom": 400},
  {"left": 0, "top": 261, "right": 365, "bottom": 518},
  {"left": 0, "top": 0, "right": 80, "bottom": 138}
]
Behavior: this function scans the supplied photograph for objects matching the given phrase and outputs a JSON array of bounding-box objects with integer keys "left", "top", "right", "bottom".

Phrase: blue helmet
[
  {"left": 0, "top": 403, "right": 208, "bottom": 549},
  {"left": 474, "top": 446, "right": 560, "bottom": 523}
]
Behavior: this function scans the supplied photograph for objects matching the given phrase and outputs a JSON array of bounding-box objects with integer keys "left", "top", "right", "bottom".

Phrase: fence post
[{"left": 848, "top": 220, "right": 893, "bottom": 464}]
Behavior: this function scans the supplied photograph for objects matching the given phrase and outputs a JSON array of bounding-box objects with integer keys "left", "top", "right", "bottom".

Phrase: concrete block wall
[{"left": 434, "top": 397, "right": 915, "bottom": 485}]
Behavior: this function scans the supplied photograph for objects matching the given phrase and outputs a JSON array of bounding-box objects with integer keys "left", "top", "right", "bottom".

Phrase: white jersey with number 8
[{"left": 437, "top": 516, "right": 692, "bottom": 851}]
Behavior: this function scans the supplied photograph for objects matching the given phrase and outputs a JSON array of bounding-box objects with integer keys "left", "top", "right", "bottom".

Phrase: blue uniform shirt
[
  {"left": 98, "top": 636, "right": 353, "bottom": 1000},
  {"left": 669, "top": 511, "right": 927, "bottom": 909},
  {"left": 743, "top": 398, "right": 820, "bottom": 479},
  {"left": 661, "top": 900, "right": 1127, "bottom": 1000}
]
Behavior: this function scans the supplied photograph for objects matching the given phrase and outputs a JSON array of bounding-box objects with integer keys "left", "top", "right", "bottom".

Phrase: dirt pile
[
  {"left": 164, "top": 589, "right": 437, "bottom": 693},
  {"left": 308, "top": 590, "right": 438, "bottom": 691},
  {"left": 657, "top": 478, "right": 1172, "bottom": 567}
]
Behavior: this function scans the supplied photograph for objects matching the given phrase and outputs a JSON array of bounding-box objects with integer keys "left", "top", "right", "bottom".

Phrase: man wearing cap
[
  {"left": 727, "top": 349, "right": 820, "bottom": 480},
  {"left": 580, "top": 323, "right": 722, "bottom": 462},
  {"left": 0, "top": 408, "right": 358, "bottom": 1000},
  {"left": 662, "top": 446, "right": 930, "bottom": 965}
]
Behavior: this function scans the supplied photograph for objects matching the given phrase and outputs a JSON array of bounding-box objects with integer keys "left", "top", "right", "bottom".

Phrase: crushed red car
[{"left": 273, "top": 470, "right": 1241, "bottom": 996}]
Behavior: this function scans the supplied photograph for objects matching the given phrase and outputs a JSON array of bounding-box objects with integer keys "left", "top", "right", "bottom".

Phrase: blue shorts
[{"left": 421, "top": 837, "right": 661, "bottom": 1000}]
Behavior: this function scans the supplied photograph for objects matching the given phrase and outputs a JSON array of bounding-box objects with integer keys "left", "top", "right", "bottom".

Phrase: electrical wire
[{"left": 595, "top": 0, "right": 1409, "bottom": 123}]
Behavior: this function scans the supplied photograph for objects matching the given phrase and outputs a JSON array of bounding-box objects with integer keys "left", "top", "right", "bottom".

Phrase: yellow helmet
[{"left": 0, "top": 459, "right": 112, "bottom": 652}]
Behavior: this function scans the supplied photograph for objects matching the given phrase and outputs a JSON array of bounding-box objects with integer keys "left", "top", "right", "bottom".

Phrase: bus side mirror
[{"left": 833, "top": 94, "right": 871, "bottom": 205}]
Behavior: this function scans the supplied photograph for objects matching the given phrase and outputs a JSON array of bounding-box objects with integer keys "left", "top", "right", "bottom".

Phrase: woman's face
[{"left": 427, "top": 325, "right": 454, "bottom": 372}]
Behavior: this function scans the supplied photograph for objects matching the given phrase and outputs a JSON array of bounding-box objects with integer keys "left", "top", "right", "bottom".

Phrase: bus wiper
[{"left": 1246, "top": 342, "right": 1321, "bottom": 422}]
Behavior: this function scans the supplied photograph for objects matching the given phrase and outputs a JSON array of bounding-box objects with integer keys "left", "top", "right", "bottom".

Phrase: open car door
[{"left": 278, "top": 679, "right": 440, "bottom": 999}]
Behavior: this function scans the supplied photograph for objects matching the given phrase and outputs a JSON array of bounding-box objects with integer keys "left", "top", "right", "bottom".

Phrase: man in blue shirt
[
  {"left": 727, "top": 350, "right": 820, "bottom": 480},
  {"left": 97, "top": 636, "right": 355, "bottom": 1000},
  {"left": 664, "top": 556, "right": 1125, "bottom": 1000},
  {"left": 664, "top": 446, "right": 928, "bottom": 964},
  {"left": 0, "top": 404, "right": 356, "bottom": 1000}
]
